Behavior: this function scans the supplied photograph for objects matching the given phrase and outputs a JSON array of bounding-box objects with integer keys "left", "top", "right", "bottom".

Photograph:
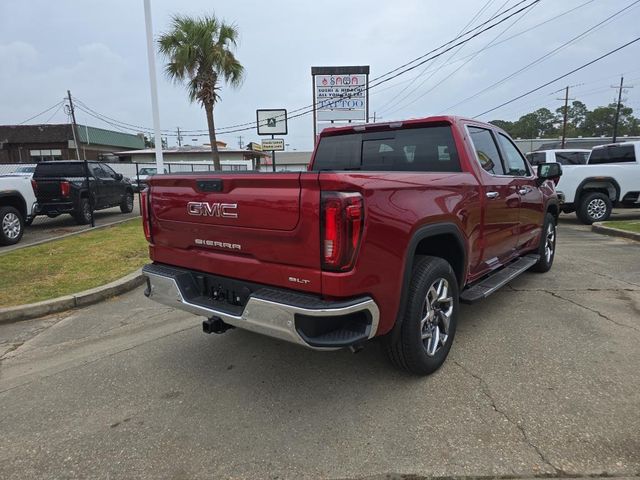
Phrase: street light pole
[{"left": 143, "top": 0, "right": 164, "bottom": 173}]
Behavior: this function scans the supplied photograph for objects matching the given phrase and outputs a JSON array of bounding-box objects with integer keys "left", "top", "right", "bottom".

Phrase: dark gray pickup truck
[{"left": 32, "top": 161, "right": 134, "bottom": 225}]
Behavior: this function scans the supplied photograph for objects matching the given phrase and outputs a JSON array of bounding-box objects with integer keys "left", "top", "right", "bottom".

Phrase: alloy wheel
[
  {"left": 545, "top": 222, "right": 555, "bottom": 263},
  {"left": 2, "top": 212, "right": 21, "bottom": 240},
  {"left": 587, "top": 198, "right": 607, "bottom": 220},
  {"left": 420, "top": 278, "right": 453, "bottom": 357}
]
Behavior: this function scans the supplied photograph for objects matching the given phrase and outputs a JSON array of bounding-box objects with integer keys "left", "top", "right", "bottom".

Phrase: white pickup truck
[
  {"left": 0, "top": 176, "right": 37, "bottom": 245},
  {"left": 557, "top": 141, "right": 640, "bottom": 224}
]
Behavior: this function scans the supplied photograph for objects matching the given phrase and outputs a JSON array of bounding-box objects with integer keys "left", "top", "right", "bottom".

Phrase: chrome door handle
[
  {"left": 486, "top": 191, "right": 499, "bottom": 199},
  {"left": 518, "top": 188, "right": 529, "bottom": 195}
]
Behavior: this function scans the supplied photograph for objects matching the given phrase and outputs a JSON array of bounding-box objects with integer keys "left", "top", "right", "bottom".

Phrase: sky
[{"left": 1, "top": 0, "right": 639, "bottom": 152}]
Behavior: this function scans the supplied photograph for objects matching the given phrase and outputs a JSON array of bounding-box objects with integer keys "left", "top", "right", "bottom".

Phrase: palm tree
[{"left": 158, "top": 14, "right": 243, "bottom": 170}]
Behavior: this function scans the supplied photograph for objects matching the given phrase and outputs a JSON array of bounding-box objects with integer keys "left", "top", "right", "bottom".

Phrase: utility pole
[
  {"left": 66, "top": 90, "right": 82, "bottom": 161},
  {"left": 237, "top": 135, "right": 244, "bottom": 149},
  {"left": 176, "top": 127, "right": 183, "bottom": 147},
  {"left": 67, "top": 90, "right": 94, "bottom": 227},
  {"left": 556, "top": 86, "right": 574, "bottom": 149},
  {"left": 611, "top": 76, "right": 633, "bottom": 143}
]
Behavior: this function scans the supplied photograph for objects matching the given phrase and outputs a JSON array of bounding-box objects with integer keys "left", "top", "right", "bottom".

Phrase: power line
[
  {"left": 65, "top": 1, "right": 538, "bottom": 138},
  {"left": 445, "top": 0, "right": 640, "bottom": 112},
  {"left": 375, "top": 0, "right": 500, "bottom": 114},
  {"left": 42, "top": 101, "right": 66, "bottom": 124},
  {"left": 473, "top": 35, "right": 640, "bottom": 118},
  {"left": 17, "top": 100, "right": 65, "bottom": 125},
  {"left": 203, "top": 0, "right": 542, "bottom": 134},
  {"left": 216, "top": 0, "right": 543, "bottom": 135},
  {"left": 381, "top": 0, "right": 534, "bottom": 117}
]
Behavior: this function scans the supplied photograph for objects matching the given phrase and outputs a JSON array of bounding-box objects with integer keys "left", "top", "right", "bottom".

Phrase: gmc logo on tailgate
[{"left": 187, "top": 202, "right": 238, "bottom": 218}]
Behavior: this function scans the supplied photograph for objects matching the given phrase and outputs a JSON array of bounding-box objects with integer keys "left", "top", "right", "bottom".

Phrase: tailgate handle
[{"left": 196, "top": 179, "right": 223, "bottom": 192}]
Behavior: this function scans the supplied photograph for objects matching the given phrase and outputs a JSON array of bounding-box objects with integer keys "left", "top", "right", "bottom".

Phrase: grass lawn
[
  {"left": 602, "top": 220, "right": 640, "bottom": 234},
  {"left": 0, "top": 219, "right": 148, "bottom": 308}
]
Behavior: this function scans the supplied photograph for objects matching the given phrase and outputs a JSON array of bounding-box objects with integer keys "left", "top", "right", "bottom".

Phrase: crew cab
[
  {"left": 0, "top": 176, "right": 37, "bottom": 245},
  {"left": 556, "top": 141, "right": 640, "bottom": 224},
  {"left": 32, "top": 161, "right": 134, "bottom": 225},
  {"left": 140, "top": 116, "right": 562, "bottom": 375}
]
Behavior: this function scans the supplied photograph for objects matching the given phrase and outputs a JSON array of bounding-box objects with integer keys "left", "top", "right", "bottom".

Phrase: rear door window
[
  {"left": 312, "top": 125, "right": 461, "bottom": 172},
  {"left": 589, "top": 145, "right": 636, "bottom": 164},
  {"left": 467, "top": 126, "right": 505, "bottom": 175},
  {"left": 555, "top": 152, "right": 588, "bottom": 165},
  {"left": 526, "top": 152, "right": 546, "bottom": 165}
]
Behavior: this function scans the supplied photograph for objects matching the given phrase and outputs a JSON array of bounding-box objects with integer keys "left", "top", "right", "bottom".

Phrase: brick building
[{"left": 0, "top": 124, "right": 145, "bottom": 163}]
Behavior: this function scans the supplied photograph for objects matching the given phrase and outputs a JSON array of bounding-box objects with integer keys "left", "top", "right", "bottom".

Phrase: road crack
[
  {"left": 507, "top": 286, "right": 640, "bottom": 334},
  {"left": 454, "top": 361, "right": 563, "bottom": 475}
]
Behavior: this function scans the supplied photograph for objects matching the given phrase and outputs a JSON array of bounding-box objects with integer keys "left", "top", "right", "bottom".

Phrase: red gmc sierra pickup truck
[{"left": 141, "top": 116, "right": 562, "bottom": 375}]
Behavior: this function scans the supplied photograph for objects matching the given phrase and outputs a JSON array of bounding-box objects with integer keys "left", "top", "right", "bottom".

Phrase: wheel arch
[
  {"left": 390, "top": 222, "right": 467, "bottom": 340},
  {"left": 575, "top": 177, "right": 620, "bottom": 203},
  {"left": 0, "top": 191, "right": 27, "bottom": 218}
]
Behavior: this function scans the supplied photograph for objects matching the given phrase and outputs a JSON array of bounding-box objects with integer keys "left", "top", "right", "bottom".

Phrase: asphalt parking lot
[
  {"left": 1, "top": 216, "right": 639, "bottom": 479},
  {"left": 0, "top": 197, "right": 141, "bottom": 254}
]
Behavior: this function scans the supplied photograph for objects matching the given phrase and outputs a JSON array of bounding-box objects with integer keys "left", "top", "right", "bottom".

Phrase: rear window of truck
[
  {"left": 312, "top": 125, "right": 461, "bottom": 172},
  {"left": 34, "top": 163, "right": 86, "bottom": 177},
  {"left": 588, "top": 145, "right": 636, "bottom": 164}
]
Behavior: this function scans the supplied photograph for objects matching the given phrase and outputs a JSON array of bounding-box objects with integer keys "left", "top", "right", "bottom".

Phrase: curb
[
  {"left": 592, "top": 222, "right": 640, "bottom": 242},
  {"left": 0, "top": 269, "right": 145, "bottom": 325}
]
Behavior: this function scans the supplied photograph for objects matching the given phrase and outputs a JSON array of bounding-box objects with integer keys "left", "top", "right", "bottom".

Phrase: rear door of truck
[{"left": 146, "top": 172, "right": 323, "bottom": 294}]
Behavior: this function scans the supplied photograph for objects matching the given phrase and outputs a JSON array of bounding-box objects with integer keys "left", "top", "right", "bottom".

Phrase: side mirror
[
  {"left": 114, "top": 173, "right": 123, "bottom": 181},
  {"left": 536, "top": 162, "right": 562, "bottom": 185}
]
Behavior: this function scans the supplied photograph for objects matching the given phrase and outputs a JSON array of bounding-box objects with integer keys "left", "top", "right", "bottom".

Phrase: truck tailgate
[{"left": 147, "top": 172, "right": 323, "bottom": 293}]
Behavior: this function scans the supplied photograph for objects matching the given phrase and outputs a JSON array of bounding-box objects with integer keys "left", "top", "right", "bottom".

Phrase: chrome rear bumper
[{"left": 142, "top": 264, "right": 379, "bottom": 350}]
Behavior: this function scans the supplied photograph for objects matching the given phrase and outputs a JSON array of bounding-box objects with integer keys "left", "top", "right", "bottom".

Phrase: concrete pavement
[{"left": 0, "top": 218, "right": 639, "bottom": 479}]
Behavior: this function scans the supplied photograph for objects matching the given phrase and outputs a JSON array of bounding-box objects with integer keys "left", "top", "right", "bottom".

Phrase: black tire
[
  {"left": 0, "top": 206, "right": 24, "bottom": 246},
  {"left": 530, "top": 213, "right": 556, "bottom": 273},
  {"left": 73, "top": 198, "right": 92, "bottom": 225},
  {"left": 120, "top": 190, "right": 134, "bottom": 213},
  {"left": 384, "top": 256, "right": 459, "bottom": 376},
  {"left": 576, "top": 192, "right": 612, "bottom": 225}
]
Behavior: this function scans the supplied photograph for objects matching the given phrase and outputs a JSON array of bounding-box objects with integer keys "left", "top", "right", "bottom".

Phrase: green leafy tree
[
  {"left": 158, "top": 14, "right": 244, "bottom": 170},
  {"left": 583, "top": 103, "right": 635, "bottom": 137},
  {"left": 489, "top": 119, "right": 514, "bottom": 133}
]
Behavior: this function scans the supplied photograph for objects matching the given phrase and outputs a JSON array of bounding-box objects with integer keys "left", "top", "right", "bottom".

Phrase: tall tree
[{"left": 158, "top": 14, "right": 244, "bottom": 170}]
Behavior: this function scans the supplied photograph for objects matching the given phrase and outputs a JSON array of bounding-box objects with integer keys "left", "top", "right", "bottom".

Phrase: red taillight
[
  {"left": 321, "top": 192, "right": 364, "bottom": 271},
  {"left": 31, "top": 179, "right": 37, "bottom": 193},
  {"left": 60, "top": 181, "right": 70, "bottom": 198},
  {"left": 140, "top": 188, "right": 151, "bottom": 242}
]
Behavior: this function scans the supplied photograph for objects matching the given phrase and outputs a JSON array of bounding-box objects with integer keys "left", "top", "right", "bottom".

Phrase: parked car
[
  {"left": 5, "top": 165, "right": 36, "bottom": 178},
  {"left": 32, "top": 161, "right": 135, "bottom": 225},
  {"left": 525, "top": 149, "right": 590, "bottom": 166},
  {"left": 556, "top": 141, "right": 640, "bottom": 223},
  {"left": 0, "top": 176, "right": 37, "bottom": 245},
  {"left": 139, "top": 116, "right": 562, "bottom": 375},
  {"left": 133, "top": 166, "right": 167, "bottom": 192}
]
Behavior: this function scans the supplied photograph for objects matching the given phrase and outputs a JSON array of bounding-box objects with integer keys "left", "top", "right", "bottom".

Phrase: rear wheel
[
  {"left": 530, "top": 213, "right": 556, "bottom": 273},
  {"left": 120, "top": 191, "right": 134, "bottom": 213},
  {"left": 577, "top": 192, "right": 612, "bottom": 224},
  {"left": 74, "top": 198, "right": 92, "bottom": 225},
  {"left": 0, "top": 206, "right": 24, "bottom": 246},
  {"left": 384, "top": 256, "right": 458, "bottom": 376}
]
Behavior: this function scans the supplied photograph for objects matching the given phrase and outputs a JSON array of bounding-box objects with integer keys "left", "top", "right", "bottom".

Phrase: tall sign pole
[{"left": 143, "top": 0, "right": 164, "bottom": 173}]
